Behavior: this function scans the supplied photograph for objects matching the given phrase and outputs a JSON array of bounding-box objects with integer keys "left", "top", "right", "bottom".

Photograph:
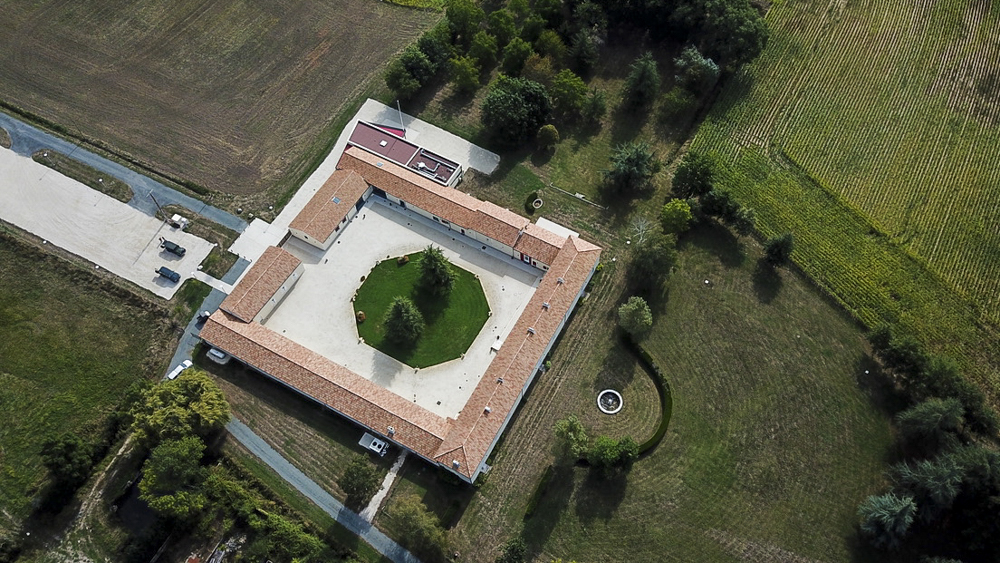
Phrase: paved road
[
  {"left": 226, "top": 420, "right": 422, "bottom": 563},
  {"left": 0, "top": 110, "right": 247, "bottom": 233}
]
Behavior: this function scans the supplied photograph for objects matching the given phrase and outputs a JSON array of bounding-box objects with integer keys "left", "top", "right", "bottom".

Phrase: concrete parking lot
[{"left": 0, "top": 148, "right": 213, "bottom": 298}]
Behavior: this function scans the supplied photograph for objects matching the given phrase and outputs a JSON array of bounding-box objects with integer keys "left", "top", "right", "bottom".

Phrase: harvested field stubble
[{"left": 0, "top": 0, "right": 438, "bottom": 198}]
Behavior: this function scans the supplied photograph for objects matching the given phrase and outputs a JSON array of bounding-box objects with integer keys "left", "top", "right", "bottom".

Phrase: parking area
[{"left": 0, "top": 148, "right": 213, "bottom": 299}]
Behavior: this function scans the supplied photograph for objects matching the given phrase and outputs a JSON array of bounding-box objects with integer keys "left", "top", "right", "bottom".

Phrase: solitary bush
[
  {"left": 660, "top": 199, "right": 693, "bottom": 235},
  {"left": 582, "top": 88, "right": 607, "bottom": 124},
  {"left": 764, "top": 232, "right": 794, "bottom": 265},
  {"left": 550, "top": 69, "right": 588, "bottom": 119},
  {"left": 537, "top": 124, "right": 560, "bottom": 151},
  {"left": 618, "top": 296, "right": 653, "bottom": 339},
  {"left": 338, "top": 454, "right": 382, "bottom": 510},
  {"left": 554, "top": 414, "right": 589, "bottom": 459}
]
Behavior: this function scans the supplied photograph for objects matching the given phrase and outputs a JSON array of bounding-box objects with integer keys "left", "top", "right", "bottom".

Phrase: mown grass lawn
[
  {"left": 0, "top": 230, "right": 170, "bottom": 526},
  {"left": 353, "top": 252, "right": 489, "bottom": 368}
]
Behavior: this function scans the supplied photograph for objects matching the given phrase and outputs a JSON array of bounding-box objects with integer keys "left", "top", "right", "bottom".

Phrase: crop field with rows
[{"left": 695, "top": 0, "right": 1000, "bottom": 388}]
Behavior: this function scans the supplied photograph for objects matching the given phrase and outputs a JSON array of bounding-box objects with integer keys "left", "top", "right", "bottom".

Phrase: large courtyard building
[{"left": 200, "top": 122, "right": 601, "bottom": 483}]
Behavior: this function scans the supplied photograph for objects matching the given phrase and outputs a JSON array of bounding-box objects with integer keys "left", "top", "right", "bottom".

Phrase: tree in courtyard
[
  {"left": 630, "top": 233, "right": 678, "bottom": 292},
  {"left": 419, "top": 245, "right": 456, "bottom": 296},
  {"left": 554, "top": 414, "right": 589, "bottom": 459},
  {"left": 858, "top": 493, "right": 916, "bottom": 550},
  {"left": 131, "top": 368, "right": 230, "bottom": 446},
  {"left": 390, "top": 494, "right": 448, "bottom": 560},
  {"left": 618, "top": 296, "right": 653, "bottom": 339},
  {"left": 469, "top": 31, "right": 499, "bottom": 68},
  {"left": 481, "top": 75, "right": 552, "bottom": 147},
  {"left": 501, "top": 37, "right": 534, "bottom": 75},
  {"left": 495, "top": 536, "right": 527, "bottom": 563},
  {"left": 40, "top": 433, "right": 93, "bottom": 489},
  {"left": 896, "top": 398, "right": 964, "bottom": 454},
  {"left": 139, "top": 435, "right": 208, "bottom": 522},
  {"left": 660, "top": 199, "right": 693, "bottom": 235},
  {"left": 537, "top": 124, "right": 560, "bottom": 152},
  {"left": 450, "top": 55, "right": 481, "bottom": 95},
  {"left": 550, "top": 69, "right": 588, "bottom": 120},
  {"left": 763, "top": 232, "right": 794, "bottom": 265},
  {"left": 338, "top": 454, "right": 382, "bottom": 510},
  {"left": 602, "top": 141, "right": 661, "bottom": 195},
  {"left": 672, "top": 151, "right": 716, "bottom": 197},
  {"left": 384, "top": 296, "right": 425, "bottom": 345},
  {"left": 622, "top": 52, "right": 660, "bottom": 110}
]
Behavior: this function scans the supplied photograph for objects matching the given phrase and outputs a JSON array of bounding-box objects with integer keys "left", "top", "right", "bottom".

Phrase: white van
[{"left": 167, "top": 360, "right": 192, "bottom": 380}]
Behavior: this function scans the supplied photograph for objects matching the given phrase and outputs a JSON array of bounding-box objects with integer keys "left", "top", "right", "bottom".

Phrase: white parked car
[
  {"left": 167, "top": 359, "right": 193, "bottom": 380},
  {"left": 206, "top": 348, "right": 230, "bottom": 365}
]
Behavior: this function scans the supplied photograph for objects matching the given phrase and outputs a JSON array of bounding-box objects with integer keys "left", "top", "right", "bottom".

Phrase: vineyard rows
[{"left": 694, "top": 0, "right": 1000, "bottom": 391}]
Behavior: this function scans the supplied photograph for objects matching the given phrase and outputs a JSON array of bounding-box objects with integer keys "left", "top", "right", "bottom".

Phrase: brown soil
[{"left": 0, "top": 0, "right": 439, "bottom": 200}]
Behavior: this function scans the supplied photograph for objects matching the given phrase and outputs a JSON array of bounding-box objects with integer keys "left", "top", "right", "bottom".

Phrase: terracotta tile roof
[
  {"left": 473, "top": 202, "right": 529, "bottom": 247},
  {"left": 288, "top": 170, "right": 369, "bottom": 243},
  {"left": 220, "top": 247, "right": 302, "bottom": 323},
  {"left": 513, "top": 223, "right": 566, "bottom": 265},
  {"left": 432, "top": 237, "right": 600, "bottom": 477},
  {"left": 201, "top": 312, "right": 450, "bottom": 457}
]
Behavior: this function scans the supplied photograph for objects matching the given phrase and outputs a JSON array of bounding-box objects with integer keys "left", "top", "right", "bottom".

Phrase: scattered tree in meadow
[
  {"left": 450, "top": 55, "right": 481, "bottom": 94},
  {"left": 763, "top": 232, "right": 794, "bottom": 265},
  {"left": 858, "top": 493, "right": 917, "bottom": 550},
  {"left": 131, "top": 368, "right": 230, "bottom": 446},
  {"left": 618, "top": 296, "right": 653, "bottom": 339},
  {"left": 481, "top": 75, "right": 552, "bottom": 147},
  {"left": 550, "top": 69, "right": 588, "bottom": 119},
  {"left": 630, "top": 233, "right": 678, "bottom": 291},
  {"left": 622, "top": 52, "right": 660, "bottom": 110},
  {"left": 554, "top": 414, "right": 590, "bottom": 459},
  {"left": 701, "top": 188, "right": 739, "bottom": 222},
  {"left": 568, "top": 29, "right": 600, "bottom": 75},
  {"left": 537, "top": 124, "right": 560, "bottom": 151},
  {"left": 384, "top": 296, "right": 425, "bottom": 345},
  {"left": 588, "top": 435, "right": 639, "bottom": 476},
  {"left": 674, "top": 45, "right": 720, "bottom": 94},
  {"left": 339, "top": 454, "right": 382, "bottom": 510},
  {"left": 672, "top": 151, "right": 716, "bottom": 197},
  {"left": 495, "top": 536, "right": 527, "bottom": 563},
  {"left": 40, "top": 433, "right": 93, "bottom": 489},
  {"left": 470, "top": 31, "right": 499, "bottom": 68},
  {"left": 896, "top": 398, "right": 964, "bottom": 454},
  {"left": 582, "top": 88, "right": 607, "bottom": 124},
  {"left": 660, "top": 199, "right": 693, "bottom": 235},
  {"left": 139, "top": 435, "right": 208, "bottom": 522},
  {"left": 603, "top": 141, "right": 661, "bottom": 195},
  {"left": 502, "top": 37, "right": 534, "bottom": 75},
  {"left": 445, "top": 0, "right": 484, "bottom": 47},
  {"left": 488, "top": 8, "right": 516, "bottom": 48},
  {"left": 391, "top": 494, "right": 448, "bottom": 559}
]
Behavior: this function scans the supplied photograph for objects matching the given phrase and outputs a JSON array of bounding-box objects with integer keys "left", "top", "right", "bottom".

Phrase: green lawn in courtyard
[{"left": 353, "top": 251, "right": 489, "bottom": 368}]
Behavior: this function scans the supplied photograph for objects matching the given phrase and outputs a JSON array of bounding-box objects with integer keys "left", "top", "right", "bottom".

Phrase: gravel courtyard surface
[
  {"left": 0, "top": 148, "right": 212, "bottom": 298},
  {"left": 266, "top": 198, "right": 540, "bottom": 419}
]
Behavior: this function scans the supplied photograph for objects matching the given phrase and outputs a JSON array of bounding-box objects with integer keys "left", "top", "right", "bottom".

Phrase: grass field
[
  {"left": 0, "top": 0, "right": 437, "bottom": 202},
  {"left": 32, "top": 149, "right": 133, "bottom": 203},
  {"left": 693, "top": 1, "right": 1000, "bottom": 384},
  {"left": 0, "top": 230, "right": 171, "bottom": 528},
  {"left": 431, "top": 224, "right": 893, "bottom": 563},
  {"left": 353, "top": 252, "right": 489, "bottom": 368}
]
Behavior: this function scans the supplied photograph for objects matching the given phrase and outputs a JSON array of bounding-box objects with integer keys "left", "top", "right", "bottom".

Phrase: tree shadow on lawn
[
  {"left": 751, "top": 259, "right": 783, "bottom": 304},
  {"left": 678, "top": 221, "right": 747, "bottom": 269},
  {"left": 853, "top": 354, "right": 910, "bottom": 419},
  {"left": 573, "top": 469, "right": 629, "bottom": 523},
  {"left": 592, "top": 337, "right": 641, "bottom": 392},
  {"left": 412, "top": 285, "right": 450, "bottom": 325},
  {"left": 522, "top": 465, "right": 576, "bottom": 554},
  {"left": 609, "top": 104, "right": 651, "bottom": 147}
]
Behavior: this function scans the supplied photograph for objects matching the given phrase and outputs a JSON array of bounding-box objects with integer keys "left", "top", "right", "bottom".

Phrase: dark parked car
[
  {"left": 160, "top": 239, "right": 186, "bottom": 256},
  {"left": 156, "top": 266, "right": 181, "bottom": 283}
]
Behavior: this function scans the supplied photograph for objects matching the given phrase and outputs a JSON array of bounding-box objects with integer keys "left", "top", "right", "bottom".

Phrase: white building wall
[{"left": 253, "top": 263, "right": 305, "bottom": 323}]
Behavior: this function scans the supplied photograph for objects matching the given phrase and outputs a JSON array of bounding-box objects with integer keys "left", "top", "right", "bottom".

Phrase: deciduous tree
[
  {"left": 618, "top": 296, "right": 653, "bottom": 339},
  {"left": 131, "top": 368, "right": 230, "bottom": 446},
  {"left": 763, "top": 232, "right": 794, "bottom": 265},
  {"left": 470, "top": 31, "right": 499, "bottom": 68},
  {"left": 674, "top": 45, "right": 720, "bottom": 94},
  {"left": 481, "top": 75, "right": 552, "bottom": 147},
  {"left": 630, "top": 233, "right": 678, "bottom": 291},
  {"left": 139, "top": 435, "right": 208, "bottom": 522},
  {"left": 488, "top": 9, "right": 516, "bottom": 48},
  {"left": 672, "top": 151, "right": 716, "bottom": 197},
  {"left": 40, "top": 433, "right": 93, "bottom": 489},
  {"left": 502, "top": 37, "right": 534, "bottom": 75},
  {"left": 554, "top": 414, "right": 589, "bottom": 459},
  {"left": 660, "top": 199, "right": 693, "bottom": 235},
  {"left": 550, "top": 69, "right": 588, "bottom": 119},
  {"left": 391, "top": 494, "right": 448, "bottom": 559},
  {"left": 537, "top": 124, "right": 560, "bottom": 151},
  {"left": 450, "top": 55, "right": 481, "bottom": 95},
  {"left": 339, "top": 454, "right": 382, "bottom": 510},
  {"left": 445, "top": 0, "right": 485, "bottom": 47}
]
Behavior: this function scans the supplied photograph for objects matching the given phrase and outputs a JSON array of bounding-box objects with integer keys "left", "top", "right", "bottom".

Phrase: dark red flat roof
[{"left": 347, "top": 121, "right": 461, "bottom": 185}]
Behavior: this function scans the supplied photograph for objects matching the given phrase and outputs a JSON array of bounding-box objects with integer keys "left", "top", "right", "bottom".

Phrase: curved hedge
[{"left": 621, "top": 333, "right": 673, "bottom": 456}]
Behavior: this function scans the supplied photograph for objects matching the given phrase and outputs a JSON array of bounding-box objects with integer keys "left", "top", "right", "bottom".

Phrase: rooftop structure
[
  {"left": 201, "top": 133, "right": 600, "bottom": 482},
  {"left": 348, "top": 121, "right": 462, "bottom": 186}
]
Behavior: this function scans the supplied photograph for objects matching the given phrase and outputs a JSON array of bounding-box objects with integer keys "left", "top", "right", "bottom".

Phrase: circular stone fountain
[{"left": 597, "top": 389, "right": 623, "bottom": 415}]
